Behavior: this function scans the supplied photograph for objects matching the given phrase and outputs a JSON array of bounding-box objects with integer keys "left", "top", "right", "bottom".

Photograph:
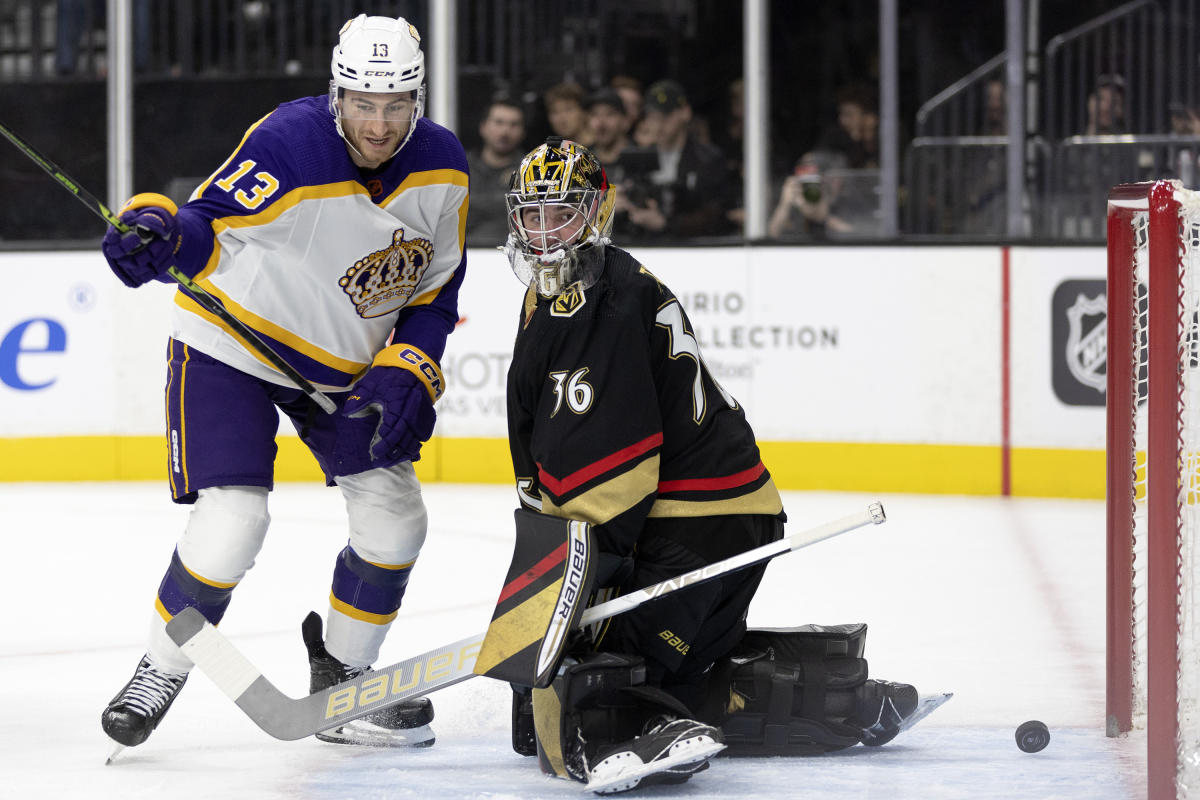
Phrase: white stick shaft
[{"left": 580, "top": 502, "right": 885, "bottom": 626}]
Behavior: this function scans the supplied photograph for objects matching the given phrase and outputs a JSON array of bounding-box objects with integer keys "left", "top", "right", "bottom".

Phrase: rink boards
[{"left": 0, "top": 245, "right": 1105, "bottom": 497}]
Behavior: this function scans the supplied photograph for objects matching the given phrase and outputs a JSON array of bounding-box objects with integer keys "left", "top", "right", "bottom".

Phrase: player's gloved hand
[
  {"left": 344, "top": 363, "right": 437, "bottom": 463},
  {"left": 101, "top": 192, "right": 181, "bottom": 288}
]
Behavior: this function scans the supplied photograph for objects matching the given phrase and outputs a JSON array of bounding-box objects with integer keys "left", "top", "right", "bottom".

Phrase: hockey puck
[{"left": 1015, "top": 720, "right": 1050, "bottom": 753}]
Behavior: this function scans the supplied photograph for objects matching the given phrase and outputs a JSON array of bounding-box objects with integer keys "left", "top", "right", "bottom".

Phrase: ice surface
[{"left": 0, "top": 483, "right": 1146, "bottom": 799}]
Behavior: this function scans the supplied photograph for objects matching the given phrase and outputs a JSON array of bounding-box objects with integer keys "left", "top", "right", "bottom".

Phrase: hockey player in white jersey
[{"left": 98, "top": 15, "right": 468, "bottom": 757}]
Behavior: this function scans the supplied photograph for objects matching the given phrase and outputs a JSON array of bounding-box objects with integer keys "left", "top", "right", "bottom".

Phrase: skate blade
[
  {"left": 315, "top": 720, "right": 435, "bottom": 748},
  {"left": 105, "top": 741, "right": 127, "bottom": 765},
  {"left": 897, "top": 692, "right": 953, "bottom": 734},
  {"left": 585, "top": 736, "right": 726, "bottom": 794}
]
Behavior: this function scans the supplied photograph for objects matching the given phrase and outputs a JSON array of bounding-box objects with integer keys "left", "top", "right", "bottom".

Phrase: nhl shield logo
[{"left": 1064, "top": 292, "right": 1107, "bottom": 393}]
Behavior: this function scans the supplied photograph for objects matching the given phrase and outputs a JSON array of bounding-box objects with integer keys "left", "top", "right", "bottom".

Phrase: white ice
[{"left": 0, "top": 483, "right": 1146, "bottom": 799}]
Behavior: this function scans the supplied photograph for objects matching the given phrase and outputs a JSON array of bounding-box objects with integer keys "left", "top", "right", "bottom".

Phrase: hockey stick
[
  {"left": 0, "top": 120, "right": 337, "bottom": 414},
  {"left": 165, "top": 502, "right": 886, "bottom": 741}
]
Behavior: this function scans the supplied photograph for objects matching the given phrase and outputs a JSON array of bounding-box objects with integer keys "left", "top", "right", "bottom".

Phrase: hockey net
[{"left": 1107, "top": 179, "right": 1200, "bottom": 800}]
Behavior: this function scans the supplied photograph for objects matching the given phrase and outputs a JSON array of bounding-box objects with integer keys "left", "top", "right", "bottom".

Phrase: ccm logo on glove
[{"left": 373, "top": 344, "right": 445, "bottom": 402}]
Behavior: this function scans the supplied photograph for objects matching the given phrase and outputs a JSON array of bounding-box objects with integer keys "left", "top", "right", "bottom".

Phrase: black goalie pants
[{"left": 594, "top": 513, "right": 785, "bottom": 713}]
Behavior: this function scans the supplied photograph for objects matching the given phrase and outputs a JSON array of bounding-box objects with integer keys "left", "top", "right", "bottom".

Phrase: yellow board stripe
[
  {"left": 474, "top": 580, "right": 563, "bottom": 677},
  {"left": 0, "top": 437, "right": 1107, "bottom": 498},
  {"left": 329, "top": 593, "right": 398, "bottom": 626}
]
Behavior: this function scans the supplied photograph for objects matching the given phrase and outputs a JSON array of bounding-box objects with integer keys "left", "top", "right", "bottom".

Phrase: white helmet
[{"left": 329, "top": 14, "right": 426, "bottom": 156}]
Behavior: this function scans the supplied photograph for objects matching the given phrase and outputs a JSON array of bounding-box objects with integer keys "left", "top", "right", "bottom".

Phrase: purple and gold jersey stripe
[{"left": 175, "top": 292, "right": 366, "bottom": 388}]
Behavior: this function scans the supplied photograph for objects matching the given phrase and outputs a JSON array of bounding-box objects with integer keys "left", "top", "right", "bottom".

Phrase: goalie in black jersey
[{"left": 496, "top": 137, "right": 921, "bottom": 793}]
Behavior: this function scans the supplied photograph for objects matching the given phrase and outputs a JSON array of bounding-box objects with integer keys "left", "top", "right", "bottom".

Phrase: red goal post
[{"left": 1107, "top": 179, "right": 1200, "bottom": 800}]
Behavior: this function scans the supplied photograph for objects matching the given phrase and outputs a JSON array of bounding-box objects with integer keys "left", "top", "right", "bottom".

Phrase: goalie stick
[
  {"left": 165, "top": 502, "right": 887, "bottom": 740},
  {"left": 0, "top": 119, "right": 337, "bottom": 414}
]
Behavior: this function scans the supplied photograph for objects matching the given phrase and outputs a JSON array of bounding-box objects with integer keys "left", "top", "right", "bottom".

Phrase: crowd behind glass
[{"left": 22, "top": 0, "right": 1200, "bottom": 245}]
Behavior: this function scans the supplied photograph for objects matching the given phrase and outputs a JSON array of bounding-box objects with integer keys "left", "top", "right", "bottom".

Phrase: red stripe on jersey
[
  {"left": 497, "top": 541, "right": 568, "bottom": 604},
  {"left": 537, "top": 432, "right": 663, "bottom": 496},
  {"left": 657, "top": 461, "right": 766, "bottom": 493}
]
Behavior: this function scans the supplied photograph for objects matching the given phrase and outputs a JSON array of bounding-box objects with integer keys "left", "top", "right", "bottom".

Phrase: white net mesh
[
  {"left": 1179, "top": 190, "right": 1200, "bottom": 792},
  {"left": 1128, "top": 188, "right": 1200, "bottom": 797},
  {"left": 1131, "top": 206, "right": 1149, "bottom": 730}
]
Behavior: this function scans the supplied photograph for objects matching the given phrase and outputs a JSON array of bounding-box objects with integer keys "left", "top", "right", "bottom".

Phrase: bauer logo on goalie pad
[{"left": 1052, "top": 279, "right": 1107, "bottom": 406}]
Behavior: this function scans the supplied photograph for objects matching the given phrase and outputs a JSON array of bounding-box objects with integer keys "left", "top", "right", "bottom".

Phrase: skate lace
[
  {"left": 120, "top": 658, "right": 186, "bottom": 716},
  {"left": 341, "top": 663, "right": 368, "bottom": 681}
]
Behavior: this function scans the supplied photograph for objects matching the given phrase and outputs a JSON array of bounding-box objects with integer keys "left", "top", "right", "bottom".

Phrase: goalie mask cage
[{"left": 1107, "top": 179, "right": 1200, "bottom": 800}]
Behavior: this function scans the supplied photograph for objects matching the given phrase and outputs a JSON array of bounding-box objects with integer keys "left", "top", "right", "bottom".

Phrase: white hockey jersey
[{"left": 168, "top": 95, "right": 469, "bottom": 391}]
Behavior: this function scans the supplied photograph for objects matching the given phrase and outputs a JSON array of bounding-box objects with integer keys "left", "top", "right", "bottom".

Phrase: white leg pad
[
  {"left": 326, "top": 463, "right": 428, "bottom": 665},
  {"left": 146, "top": 485, "right": 271, "bottom": 673},
  {"left": 177, "top": 485, "right": 271, "bottom": 582},
  {"left": 336, "top": 462, "right": 427, "bottom": 564}
]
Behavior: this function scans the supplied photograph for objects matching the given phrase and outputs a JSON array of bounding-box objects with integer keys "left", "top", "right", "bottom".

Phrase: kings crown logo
[{"left": 340, "top": 228, "right": 434, "bottom": 318}]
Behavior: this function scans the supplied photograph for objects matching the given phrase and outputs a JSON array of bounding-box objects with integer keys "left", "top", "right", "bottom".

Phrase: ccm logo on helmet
[{"left": 364, "top": 70, "right": 396, "bottom": 77}]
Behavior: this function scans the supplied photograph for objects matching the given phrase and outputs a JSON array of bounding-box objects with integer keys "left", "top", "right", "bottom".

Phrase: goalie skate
[
  {"left": 854, "top": 686, "right": 952, "bottom": 746},
  {"left": 585, "top": 718, "right": 726, "bottom": 795},
  {"left": 303, "top": 612, "right": 435, "bottom": 747}
]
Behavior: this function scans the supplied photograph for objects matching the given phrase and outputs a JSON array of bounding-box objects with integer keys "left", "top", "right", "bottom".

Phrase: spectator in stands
[
  {"left": 610, "top": 74, "right": 645, "bottom": 133},
  {"left": 768, "top": 150, "right": 855, "bottom": 239},
  {"left": 1170, "top": 102, "right": 1200, "bottom": 136},
  {"left": 1085, "top": 74, "right": 1127, "bottom": 135},
  {"left": 56, "top": 0, "right": 149, "bottom": 75},
  {"left": 631, "top": 112, "right": 660, "bottom": 149},
  {"left": 622, "top": 79, "right": 732, "bottom": 241},
  {"left": 543, "top": 81, "right": 594, "bottom": 147},
  {"left": 715, "top": 79, "right": 746, "bottom": 232},
  {"left": 587, "top": 88, "right": 633, "bottom": 165},
  {"left": 816, "top": 82, "right": 879, "bottom": 168},
  {"left": 466, "top": 98, "right": 527, "bottom": 247},
  {"left": 587, "top": 88, "right": 658, "bottom": 237},
  {"left": 1169, "top": 102, "right": 1200, "bottom": 189},
  {"left": 983, "top": 78, "right": 1007, "bottom": 135}
]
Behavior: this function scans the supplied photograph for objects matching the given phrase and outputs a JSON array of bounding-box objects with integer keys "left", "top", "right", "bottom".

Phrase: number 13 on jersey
[{"left": 214, "top": 159, "right": 280, "bottom": 210}]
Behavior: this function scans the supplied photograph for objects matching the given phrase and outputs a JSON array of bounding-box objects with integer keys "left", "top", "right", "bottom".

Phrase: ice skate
[
  {"left": 850, "top": 679, "right": 919, "bottom": 746},
  {"left": 101, "top": 654, "right": 188, "bottom": 752},
  {"left": 302, "top": 611, "right": 435, "bottom": 747},
  {"left": 585, "top": 717, "right": 726, "bottom": 795}
]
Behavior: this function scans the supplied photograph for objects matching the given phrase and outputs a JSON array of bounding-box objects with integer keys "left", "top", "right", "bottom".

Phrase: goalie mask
[
  {"left": 504, "top": 137, "right": 615, "bottom": 297},
  {"left": 329, "top": 14, "right": 426, "bottom": 161}
]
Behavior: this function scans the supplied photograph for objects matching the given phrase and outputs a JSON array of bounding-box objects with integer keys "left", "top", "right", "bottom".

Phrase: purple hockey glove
[
  {"left": 343, "top": 365, "right": 437, "bottom": 463},
  {"left": 101, "top": 194, "right": 181, "bottom": 288}
]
